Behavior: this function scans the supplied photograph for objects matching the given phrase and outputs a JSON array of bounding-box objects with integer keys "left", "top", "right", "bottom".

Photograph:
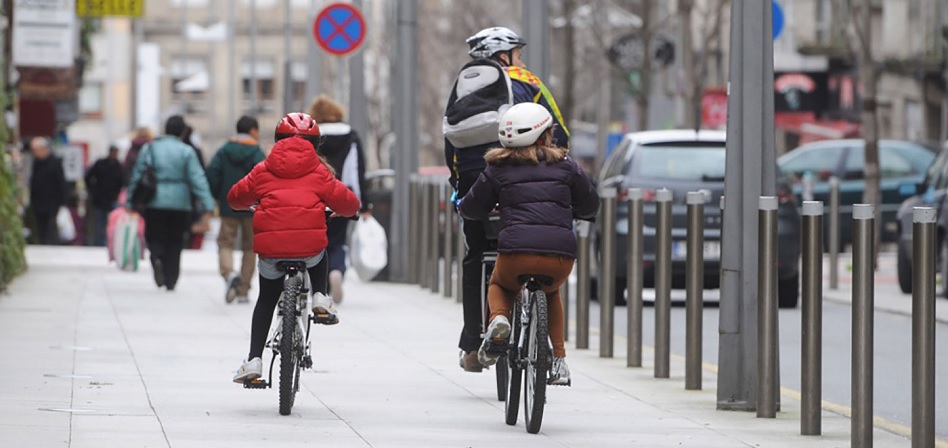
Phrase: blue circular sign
[
  {"left": 314, "top": 3, "right": 366, "bottom": 56},
  {"left": 773, "top": 1, "right": 784, "bottom": 40}
]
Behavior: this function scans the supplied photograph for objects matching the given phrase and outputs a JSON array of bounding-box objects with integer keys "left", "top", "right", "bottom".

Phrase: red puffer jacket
[{"left": 227, "top": 136, "right": 360, "bottom": 259}]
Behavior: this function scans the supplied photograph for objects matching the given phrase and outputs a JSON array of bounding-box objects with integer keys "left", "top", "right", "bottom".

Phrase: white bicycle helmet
[
  {"left": 498, "top": 103, "right": 553, "bottom": 148},
  {"left": 467, "top": 26, "right": 527, "bottom": 59}
]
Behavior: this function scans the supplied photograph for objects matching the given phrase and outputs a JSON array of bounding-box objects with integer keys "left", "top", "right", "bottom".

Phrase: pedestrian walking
[
  {"left": 27, "top": 137, "right": 67, "bottom": 245},
  {"left": 123, "top": 127, "right": 154, "bottom": 186},
  {"left": 125, "top": 115, "right": 214, "bottom": 291},
  {"left": 84, "top": 145, "right": 124, "bottom": 246},
  {"left": 207, "top": 116, "right": 265, "bottom": 304},
  {"left": 307, "top": 95, "right": 371, "bottom": 304}
]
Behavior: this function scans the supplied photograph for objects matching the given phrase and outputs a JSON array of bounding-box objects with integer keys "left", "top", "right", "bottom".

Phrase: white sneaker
[
  {"left": 329, "top": 270, "right": 344, "bottom": 304},
  {"left": 235, "top": 295, "right": 250, "bottom": 304},
  {"left": 478, "top": 316, "right": 510, "bottom": 367},
  {"left": 550, "top": 357, "right": 571, "bottom": 386},
  {"left": 311, "top": 292, "right": 339, "bottom": 325},
  {"left": 233, "top": 357, "right": 262, "bottom": 383}
]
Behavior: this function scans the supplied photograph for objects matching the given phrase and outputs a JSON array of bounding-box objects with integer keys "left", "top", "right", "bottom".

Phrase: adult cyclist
[{"left": 444, "top": 26, "right": 570, "bottom": 372}]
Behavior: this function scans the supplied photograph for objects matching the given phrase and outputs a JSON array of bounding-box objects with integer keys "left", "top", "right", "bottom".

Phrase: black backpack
[{"left": 442, "top": 58, "right": 513, "bottom": 149}]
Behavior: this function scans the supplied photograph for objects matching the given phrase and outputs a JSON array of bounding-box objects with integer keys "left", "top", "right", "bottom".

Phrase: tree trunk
[
  {"left": 679, "top": 0, "right": 697, "bottom": 129},
  {"left": 561, "top": 0, "right": 577, "bottom": 127},
  {"left": 856, "top": 0, "right": 882, "bottom": 264},
  {"left": 636, "top": 0, "right": 652, "bottom": 131}
]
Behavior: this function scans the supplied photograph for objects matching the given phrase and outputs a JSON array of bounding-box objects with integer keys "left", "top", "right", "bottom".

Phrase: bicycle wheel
[
  {"left": 504, "top": 296, "right": 523, "bottom": 426},
  {"left": 524, "top": 290, "right": 550, "bottom": 434},
  {"left": 495, "top": 356, "right": 508, "bottom": 401},
  {"left": 279, "top": 275, "right": 302, "bottom": 416}
]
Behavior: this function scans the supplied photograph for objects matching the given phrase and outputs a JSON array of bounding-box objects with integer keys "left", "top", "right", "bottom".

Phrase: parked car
[
  {"left": 777, "top": 139, "right": 936, "bottom": 249},
  {"left": 895, "top": 141, "right": 948, "bottom": 295},
  {"left": 595, "top": 130, "right": 802, "bottom": 308}
]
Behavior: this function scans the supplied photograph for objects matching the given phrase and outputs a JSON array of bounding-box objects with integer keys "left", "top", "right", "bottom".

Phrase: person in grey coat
[{"left": 126, "top": 115, "right": 214, "bottom": 290}]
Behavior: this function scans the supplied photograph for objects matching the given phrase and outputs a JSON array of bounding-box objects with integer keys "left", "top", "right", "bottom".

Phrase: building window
[
  {"left": 291, "top": 61, "right": 308, "bottom": 106},
  {"left": 908, "top": 0, "right": 921, "bottom": 22},
  {"left": 241, "top": 59, "right": 276, "bottom": 109},
  {"left": 816, "top": 0, "right": 832, "bottom": 44},
  {"left": 78, "top": 82, "right": 103, "bottom": 117},
  {"left": 170, "top": 56, "right": 209, "bottom": 113}
]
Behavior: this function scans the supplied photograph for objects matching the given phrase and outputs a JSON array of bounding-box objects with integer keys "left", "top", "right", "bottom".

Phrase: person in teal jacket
[
  {"left": 126, "top": 115, "right": 214, "bottom": 290},
  {"left": 206, "top": 115, "right": 266, "bottom": 303}
]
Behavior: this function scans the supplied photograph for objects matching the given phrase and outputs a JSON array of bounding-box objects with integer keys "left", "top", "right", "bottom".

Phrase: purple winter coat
[{"left": 459, "top": 154, "right": 599, "bottom": 259}]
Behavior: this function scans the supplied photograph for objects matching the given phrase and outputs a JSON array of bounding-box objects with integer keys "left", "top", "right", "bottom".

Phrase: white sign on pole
[
  {"left": 12, "top": 0, "right": 78, "bottom": 68},
  {"left": 54, "top": 144, "right": 84, "bottom": 182}
]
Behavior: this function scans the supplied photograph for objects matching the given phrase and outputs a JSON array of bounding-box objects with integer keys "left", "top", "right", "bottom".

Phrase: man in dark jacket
[
  {"left": 444, "top": 26, "right": 571, "bottom": 372},
  {"left": 84, "top": 145, "right": 124, "bottom": 246},
  {"left": 28, "top": 137, "right": 67, "bottom": 245},
  {"left": 207, "top": 116, "right": 266, "bottom": 303}
]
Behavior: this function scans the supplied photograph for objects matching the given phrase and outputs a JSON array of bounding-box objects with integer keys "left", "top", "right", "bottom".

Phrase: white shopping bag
[
  {"left": 349, "top": 214, "right": 388, "bottom": 281},
  {"left": 56, "top": 206, "right": 75, "bottom": 242},
  {"left": 111, "top": 212, "right": 141, "bottom": 272}
]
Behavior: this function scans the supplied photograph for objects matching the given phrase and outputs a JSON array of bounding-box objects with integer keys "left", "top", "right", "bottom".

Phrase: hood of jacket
[
  {"left": 222, "top": 138, "right": 262, "bottom": 166},
  {"left": 266, "top": 136, "right": 318, "bottom": 179}
]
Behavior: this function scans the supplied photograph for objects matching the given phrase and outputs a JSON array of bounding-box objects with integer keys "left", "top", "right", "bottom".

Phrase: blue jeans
[{"left": 93, "top": 204, "right": 115, "bottom": 247}]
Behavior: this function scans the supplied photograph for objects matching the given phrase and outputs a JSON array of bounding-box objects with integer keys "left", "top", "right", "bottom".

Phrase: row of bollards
[{"left": 409, "top": 175, "right": 935, "bottom": 446}]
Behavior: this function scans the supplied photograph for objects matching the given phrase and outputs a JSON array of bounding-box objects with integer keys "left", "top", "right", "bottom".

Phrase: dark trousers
[
  {"left": 326, "top": 217, "right": 349, "bottom": 275},
  {"left": 144, "top": 209, "right": 190, "bottom": 289},
  {"left": 248, "top": 255, "right": 328, "bottom": 360},
  {"left": 457, "top": 171, "right": 490, "bottom": 353},
  {"left": 34, "top": 211, "right": 59, "bottom": 245},
  {"left": 92, "top": 205, "right": 115, "bottom": 247}
]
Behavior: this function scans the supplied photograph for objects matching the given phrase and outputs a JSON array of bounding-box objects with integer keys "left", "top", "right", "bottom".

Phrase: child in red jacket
[{"left": 228, "top": 113, "right": 360, "bottom": 383}]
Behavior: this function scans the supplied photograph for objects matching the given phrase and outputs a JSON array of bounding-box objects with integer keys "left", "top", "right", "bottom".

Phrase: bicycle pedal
[
  {"left": 312, "top": 313, "right": 339, "bottom": 325},
  {"left": 243, "top": 378, "right": 269, "bottom": 389}
]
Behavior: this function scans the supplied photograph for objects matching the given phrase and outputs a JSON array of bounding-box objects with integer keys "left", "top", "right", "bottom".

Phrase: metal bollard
[
  {"left": 801, "top": 201, "right": 823, "bottom": 435},
  {"left": 429, "top": 181, "right": 441, "bottom": 293},
  {"left": 685, "top": 192, "right": 704, "bottom": 390},
  {"left": 851, "top": 204, "right": 875, "bottom": 448},
  {"left": 627, "top": 188, "right": 644, "bottom": 367},
  {"left": 409, "top": 177, "right": 421, "bottom": 285},
  {"left": 757, "top": 196, "right": 778, "bottom": 418},
  {"left": 912, "top": 207, "right": 936, "bottom": 448},
  {"left": 455, "top": 205, "right": 465, "bottom": 303},
  {"left": 443, "top": 183, "right": 454, "bottom": 299},
  {"left": 563, "top": 269, "right": 570, "bottom": 342},
  {"left": 576, "top": 220, "right": 591, "bottom": 349},
  {"left": 419, "top": 179, "right": 431, "bottom": 288},
  {"left": 654, "top": 188, "right": 672, "bottom": 378},
  {"left": 829, "top": 176, "right": 840, "bottom": 289},
  {"left": 599, "top": 188, "right": 617, "bottom": 358}
]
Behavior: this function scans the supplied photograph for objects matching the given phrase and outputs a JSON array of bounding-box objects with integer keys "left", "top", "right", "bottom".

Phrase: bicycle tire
[
  {"left": 524, "top": 290, "right": 549, "bottom": 434},
  {"left": 504, "top": 296, "right": 523, "bottom": 426},
  {"left": 279, "top": 275, "right": 302, "bottom": 416},
  {"left": 495, "top": 356, "right": 508, "bottom": 401}
]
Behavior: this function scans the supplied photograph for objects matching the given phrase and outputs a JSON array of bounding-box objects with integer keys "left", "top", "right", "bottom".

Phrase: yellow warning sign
[{"left": 76, "top": 0, "right": 144, "bottom": 17}]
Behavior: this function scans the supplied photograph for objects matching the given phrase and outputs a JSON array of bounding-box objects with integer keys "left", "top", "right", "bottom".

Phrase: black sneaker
[{"left": 152, "top": 259, "right": 165, "bottom": 288}]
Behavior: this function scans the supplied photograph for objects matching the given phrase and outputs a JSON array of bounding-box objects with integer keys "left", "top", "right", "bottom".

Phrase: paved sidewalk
[{"left": 0, "top": 246, "right": 916, "bottom": 447}]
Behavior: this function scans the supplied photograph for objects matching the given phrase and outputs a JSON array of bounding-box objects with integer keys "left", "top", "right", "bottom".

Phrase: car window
[
  {"left": 628, "top": 144, "right": 726, "bottom": 181},
  {"left": 778, "top": 145, "right": 846, "bottom": 180},
  {"left": 599, "top": 139, "right": 631, "bottom": 184},
  {"left": 843, "top": 142, "right": 935, "bottom": 180}
]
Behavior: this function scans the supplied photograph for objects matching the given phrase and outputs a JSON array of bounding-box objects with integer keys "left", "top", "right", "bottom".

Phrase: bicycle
[
  {"left": 482, "top": 273, "right": 562, "bottom": 434},
  {"left": 242, "top": 210, "right": 341, "bottom": 415}
]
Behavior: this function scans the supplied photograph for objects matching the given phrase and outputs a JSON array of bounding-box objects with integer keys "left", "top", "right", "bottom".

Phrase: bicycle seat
[
  {"left": 517, "top": 274, "right": 554, "bottom": 289},
  {"left": 275, "top": 261, "right": 308, "bottom": 273}
]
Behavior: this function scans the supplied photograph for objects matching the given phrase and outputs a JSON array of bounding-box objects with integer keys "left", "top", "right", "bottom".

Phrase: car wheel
[
  {"left": 777, "top": 273, "right": 799, "bottom": 309},
  {"left": 897, "top": 241, "right": 912, "bottom": 294}
]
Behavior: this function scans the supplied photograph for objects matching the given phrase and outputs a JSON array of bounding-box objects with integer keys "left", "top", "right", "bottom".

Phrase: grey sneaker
[
  {"left": 550, "top": 357, "right": 571, "bottom": 386},
  {"left": 478, "top": 316, "right": 510, "bottom": 367},
  {"left": 233, "top": 357, "right": 262, "bottom": 383},
  {"left": 329, "top": 270, "right": 344, "bottom": 304},
  {"left": 225, "top": 272, "right": 240, "bottom": 304}
]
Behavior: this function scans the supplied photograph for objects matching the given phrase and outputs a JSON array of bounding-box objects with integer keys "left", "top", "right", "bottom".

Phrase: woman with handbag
[{"left": 126, "top": 115, "right": 215, "bottom": 291}]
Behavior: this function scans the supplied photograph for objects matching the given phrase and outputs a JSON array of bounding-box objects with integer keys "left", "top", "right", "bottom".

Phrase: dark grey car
[
  {"left": 895, "top": 141, "right": 948, "bottom": 295},
  {"left": 595, "top": 130, "right": 802, "bottom": 308}
]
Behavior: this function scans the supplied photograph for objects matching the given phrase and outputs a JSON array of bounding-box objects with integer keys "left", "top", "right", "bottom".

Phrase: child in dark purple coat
[{"left": 458, "top": 103, "right": 599, "bottom": 385}]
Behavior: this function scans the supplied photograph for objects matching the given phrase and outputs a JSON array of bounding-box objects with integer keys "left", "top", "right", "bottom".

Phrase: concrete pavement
[{"left": 0, "top": 246, "right": 920, "bottom": 447}]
